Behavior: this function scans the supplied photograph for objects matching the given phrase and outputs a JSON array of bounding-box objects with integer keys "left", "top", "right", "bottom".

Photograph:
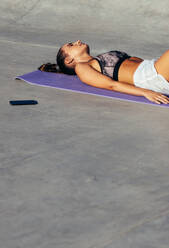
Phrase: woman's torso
[{"left": 88, "top": 51, "right": 143, "bottom": 85}]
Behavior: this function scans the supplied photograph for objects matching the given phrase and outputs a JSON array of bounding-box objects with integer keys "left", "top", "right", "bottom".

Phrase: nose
[{"left": 75, "top": 40, "right": 81, "bottom": 45}]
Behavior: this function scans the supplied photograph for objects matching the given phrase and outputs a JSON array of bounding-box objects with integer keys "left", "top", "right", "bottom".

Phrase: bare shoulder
[
  {"left": 75, "top": 61, "right": 93, "bottom": 76},
  {"left": 74, "top": 61, "right": 113, "bottom": 90},
  {"left": 75, "top": 59, "right": 101, "bottom": 75}
]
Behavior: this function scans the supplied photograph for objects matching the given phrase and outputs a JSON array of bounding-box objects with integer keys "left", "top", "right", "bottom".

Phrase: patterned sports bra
[{"left": 94, "top": 51, "right": 131, "bottom": 81}]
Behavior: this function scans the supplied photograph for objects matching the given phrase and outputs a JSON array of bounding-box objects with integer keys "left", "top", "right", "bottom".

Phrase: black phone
[{"left": 9, "top": 100, "right": 38, "bottom": 105}]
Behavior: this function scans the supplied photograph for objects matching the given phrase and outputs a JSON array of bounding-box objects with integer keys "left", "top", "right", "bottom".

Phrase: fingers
[
  {"left": 154, "top": 94, "right": 169, "bottom": 104},
  {"left": 144, "top": 91, "right": 169, "bottom": 104},
  {"left": 154, "top": 99, "right": 162, "bottom": 104}
]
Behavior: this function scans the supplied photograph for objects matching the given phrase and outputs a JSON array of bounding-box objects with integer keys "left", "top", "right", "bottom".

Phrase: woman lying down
[{"left": 39, "top": 40, "right": 169, "bottom": 105}]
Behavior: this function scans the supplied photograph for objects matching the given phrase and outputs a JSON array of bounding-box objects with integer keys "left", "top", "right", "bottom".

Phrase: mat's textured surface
[{"left": 16, "top": 70, "right": 169, "bottom": 107}]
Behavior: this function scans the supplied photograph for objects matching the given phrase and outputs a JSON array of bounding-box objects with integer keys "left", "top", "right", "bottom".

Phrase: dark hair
[{"left": 38, "top": 47, "right": 76, "bottom": 75}]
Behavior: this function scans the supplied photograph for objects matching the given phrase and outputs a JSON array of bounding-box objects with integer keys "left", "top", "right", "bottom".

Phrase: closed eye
[{"left": 68, "top": 43, "right": 73, "bottom": 46}]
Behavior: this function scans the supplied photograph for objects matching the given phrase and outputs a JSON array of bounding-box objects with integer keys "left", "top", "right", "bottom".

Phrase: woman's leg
[{"left": 154, "top": 50, "right": 169, "bottom": 81}]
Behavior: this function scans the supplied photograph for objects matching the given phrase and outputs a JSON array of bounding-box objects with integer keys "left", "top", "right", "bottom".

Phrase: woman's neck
[{"left": 77, "top": 54, "right": 93, "bottom": 63}]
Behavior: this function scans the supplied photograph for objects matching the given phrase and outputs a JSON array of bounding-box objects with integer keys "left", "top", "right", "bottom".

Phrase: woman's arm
[{"left": 75, "top": 63, "right": 169, "bottom": 104}]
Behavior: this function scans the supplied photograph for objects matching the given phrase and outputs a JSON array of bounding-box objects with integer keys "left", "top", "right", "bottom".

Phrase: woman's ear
[{"left": 65, "top": 56, "right": 74, "bottom": 65}]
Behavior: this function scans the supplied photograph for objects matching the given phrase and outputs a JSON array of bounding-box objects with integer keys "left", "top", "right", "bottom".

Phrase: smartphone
[{"left": 9, "top": 100, "right": 38, "bottom": 105}]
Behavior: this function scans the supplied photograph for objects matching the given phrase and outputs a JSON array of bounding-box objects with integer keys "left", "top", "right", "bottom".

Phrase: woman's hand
[{"left": 143, "top": 89, "right": 169, "bottom": 104}]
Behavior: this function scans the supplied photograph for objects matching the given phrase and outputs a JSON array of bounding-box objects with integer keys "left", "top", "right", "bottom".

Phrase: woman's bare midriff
[
  {"left": 89, "top": 57, "right": 143, "bottom": 85},
  {"left": 118, "top": 57, "right": 143, "bottom": 84}
]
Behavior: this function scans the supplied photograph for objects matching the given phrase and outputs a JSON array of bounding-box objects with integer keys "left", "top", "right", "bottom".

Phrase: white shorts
[{"left": 133, "top": 59, "right": 169, "bottom": 95}]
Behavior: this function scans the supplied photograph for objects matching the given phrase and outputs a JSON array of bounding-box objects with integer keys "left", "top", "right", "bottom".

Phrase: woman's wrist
[{"left": 141, "top": 88, "right": 153, "bottom": 97}]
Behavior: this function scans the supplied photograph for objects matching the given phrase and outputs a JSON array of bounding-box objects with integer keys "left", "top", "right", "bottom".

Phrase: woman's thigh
[{"left": 154, "top": 50, "right": 169, "bottom": 81}]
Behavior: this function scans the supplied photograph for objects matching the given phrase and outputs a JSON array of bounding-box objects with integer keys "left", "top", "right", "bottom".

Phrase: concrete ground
[{"left": 1, "top": 1, "right": 169, "bottom": 247}]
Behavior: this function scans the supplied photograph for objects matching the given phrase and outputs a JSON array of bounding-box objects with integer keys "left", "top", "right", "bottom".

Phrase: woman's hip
[{"left": 133, "top": 59, "right": 169, "bottom": 95}]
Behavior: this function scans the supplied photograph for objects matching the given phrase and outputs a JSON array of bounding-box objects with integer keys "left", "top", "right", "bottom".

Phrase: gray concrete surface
[{"left": 1, "top": 1, "right": 169, "bottom": 247}]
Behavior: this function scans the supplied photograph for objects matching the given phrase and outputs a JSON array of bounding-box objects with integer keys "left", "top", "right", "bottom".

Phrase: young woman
[{"left": 39, "top": 40, "right": 169, "bottom": 104}]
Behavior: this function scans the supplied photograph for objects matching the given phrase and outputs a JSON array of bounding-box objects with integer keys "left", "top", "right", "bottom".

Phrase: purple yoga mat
[{"left": 16, "top": 70, "right": 169, "bottom": 107}]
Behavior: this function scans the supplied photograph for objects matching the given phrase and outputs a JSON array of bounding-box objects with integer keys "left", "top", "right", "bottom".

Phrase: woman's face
[{"left": 61, "top": 40, "right": 90, "bottom": 58}]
